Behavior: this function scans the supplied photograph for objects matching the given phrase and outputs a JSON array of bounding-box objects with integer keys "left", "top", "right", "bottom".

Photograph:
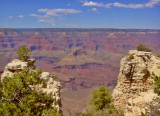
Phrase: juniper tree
[
  {"left": 0, "top": 46, "right": 60, "bottom": 116},
  {"left": 90, "top": 86, "right": 112, "bottom": 111},
  {"left": 16, "top": 45, "right": 31, "bottom": 61},
  {"left": 79, "top": 86, "right": 124, "bottom": 116},
  {"left": 0, "top": 69, "right": 61, "bottom": 116},
  {"left": 90, "top": 86, "right": 120, "bottom": 115},
  {"left": 137, "top": 44, "right": 152, "bottom": 52}
]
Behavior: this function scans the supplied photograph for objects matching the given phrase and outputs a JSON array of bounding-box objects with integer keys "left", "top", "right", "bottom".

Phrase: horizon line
[{"left": 0, "top": 28, "right": 160, "bottom": 31}]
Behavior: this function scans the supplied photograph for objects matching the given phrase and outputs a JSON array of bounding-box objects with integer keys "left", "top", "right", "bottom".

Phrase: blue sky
[{"left": 0, "top": 0, "right": 160, "bottom": 29}]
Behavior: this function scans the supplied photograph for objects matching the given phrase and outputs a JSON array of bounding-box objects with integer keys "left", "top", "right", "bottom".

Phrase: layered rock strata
[
  {"left": 1, "top": 59, "right": 61, "bottom": 113},
  {"left": 112, "top": 50, "right": 160, "bottom": 116}
]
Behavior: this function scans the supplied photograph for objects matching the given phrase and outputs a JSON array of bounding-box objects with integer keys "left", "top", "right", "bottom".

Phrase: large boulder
[
  {"left": 112, "top": 50, "right": 160, "bottom": 116},
  {"left": 1, "top": 59, "right": 28, "bottom": 80},
  {"left": 1, "top": 58, "right": 36, "bottom": 81}
]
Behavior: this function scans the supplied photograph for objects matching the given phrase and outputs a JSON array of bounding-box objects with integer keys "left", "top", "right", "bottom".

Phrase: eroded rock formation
[
  {"left": 1, "top": 59, "right": 61, "bottom": 113},
  {"left": 38, "top": 72, "right": 61, "bottom": 112},
  {"left": 112, "top": 50, "right": 160, "bottom": 116}
]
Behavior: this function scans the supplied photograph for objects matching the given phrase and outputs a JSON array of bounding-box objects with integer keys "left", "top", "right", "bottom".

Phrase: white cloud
[
  {"left": 38, "top": 19, "right": 54, "bottom": 23},
  {"left": 30, "top": 14, "right": 55, "bottom": 26},
  {"left": 29, "top": 14, "right": 48, "bottom": 18},
  {"left": 145, "top": 0, "right": 160, "bottom": 7},
  {"left": 17, "top": 15, "right": 24, "bottom": 18},
  {"left": 8, "top": 16, "right": 13, "bottom": 19},
  {"left": 38, "top": 18, "right": 55, "bottom": 26},
  {"left": 113, "top": 0, "right": 160, "bottom": 8},
  {"left": 82, "top": 0, "right": 160, "bottom": 9},
  {"left": 52, "top": 23, "right": 56, "bottom": 26},
  {"left": 113, "top": 3, "right": 144, "bottom": 8},
  {"left": 83, "top": 1, "right": 103, "bottom": 7},
  {"left": 30, "top": 14, "right": 38, "bottom": 17},
  {"left": 82, "top": 1, "right": 112, "bottom": 8},
  {"left": 104, "top": 3, "right": 113, "bottom": 8},
  {"left": 57, "top": 16, "right": 64, "bottom": 21},
  {"left": 38, "top": 8, "right": 82, "bottom": 16},
  {"left": 30, "top": 8, "right": 81, "bottom": 27},
  {"left": 91, "top": 8, "right": 97, "bottom": 12},
  {"left": 67, "top": 3, "right": 71, "bottom": 6},
  {"left": 66, "top": 23, "right": 77, "bottom": 27}
]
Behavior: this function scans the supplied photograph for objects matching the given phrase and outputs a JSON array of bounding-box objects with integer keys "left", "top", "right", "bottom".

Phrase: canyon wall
[
  {"left": 1, "top": 29, "right": 160, "bottom": 115},
  {"left": 0, "top": 29, "right": 160, "bottom": 90}
]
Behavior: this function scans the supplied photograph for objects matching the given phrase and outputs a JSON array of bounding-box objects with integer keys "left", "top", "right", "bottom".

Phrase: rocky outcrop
[
  {"left": 1, "top": 59, "right": 35, "bottom": 80},
  {"left": 112, "top": 50, "right": 160, "bottom": 116},
  {"left": 1, "top": 59, "right": 61, "bottom": 113},
  {"left": 38, "top": 72, "right": 61, "bottom": 112}
]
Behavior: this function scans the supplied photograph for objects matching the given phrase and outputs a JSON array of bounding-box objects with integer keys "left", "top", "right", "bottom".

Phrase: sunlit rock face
[
  {"left": 1, "top": 58, "right": 61, "bottom": 113},
  {"left": 39, "top": 72, "right": 61, "bottom": 113},
  {"left": 1, "top": 59, "right": 34, "bottom": 80},
  {"left": 112, "top": 50, "right": 160, "bottom": 116}
]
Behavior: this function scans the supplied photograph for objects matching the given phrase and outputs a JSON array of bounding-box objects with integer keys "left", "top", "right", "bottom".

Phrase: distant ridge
[
  {"left": 26, "top": 33, "right": 52, "bottom": 51},
  {"left": 0, "top": 28, "right": 160, "bottom": 32}
]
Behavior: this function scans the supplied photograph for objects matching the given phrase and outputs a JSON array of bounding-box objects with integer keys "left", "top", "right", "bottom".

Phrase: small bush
[
  {"left": 77, "top": 86, "right": 124, "bottom": 116},
  {"left": 129, "top": 54, "right": 134, "bottom": 59},
  {"left": 137, "top": 44, "right": 152, "bottom": 52},
  {"left": 90, "top": 86, "right": 112, "bottom": 111},
  {"left": 142, "top": 73, "right": 160, "bottom": 115},
  {"left": 151, "top": 73, "right": 160, "bottom": 95}
]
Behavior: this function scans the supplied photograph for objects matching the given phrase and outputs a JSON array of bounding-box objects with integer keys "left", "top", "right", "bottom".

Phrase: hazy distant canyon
[
  {"left": 1, "top": 28, "right": 160, "bottom": 115},
  {"left": 0, "top": 28, "right": 160, "bottom": 90}
]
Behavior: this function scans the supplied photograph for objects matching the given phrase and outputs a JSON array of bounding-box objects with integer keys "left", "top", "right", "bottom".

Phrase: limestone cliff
[
  {"left": 1, "top": 59, "right": 35, "bottom": 81},
  {"left": 112, "top": 50, "right": 160, "bottom": 116},
  {"left": 1, "top": 59, "right": 61, "bottom": 113}
]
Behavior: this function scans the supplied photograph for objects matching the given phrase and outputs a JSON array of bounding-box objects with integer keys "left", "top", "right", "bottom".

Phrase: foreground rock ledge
[
  {"left": 112, "top": 50, "right": 160, "bottom": 116},
  {"left": 1, "top": 59, "right": 61, "bottom": 113}
]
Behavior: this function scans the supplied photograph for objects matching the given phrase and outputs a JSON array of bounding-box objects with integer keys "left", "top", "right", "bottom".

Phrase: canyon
[{"left": 0, "top": 28, "right": 160, "bottom": 115}]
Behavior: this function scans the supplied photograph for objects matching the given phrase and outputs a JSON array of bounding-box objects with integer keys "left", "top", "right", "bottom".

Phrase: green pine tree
[
  {"left": 16, "top": 45, "right": 31, "bottom": 61},
  {"left": 90, "top": 86, "right": 112, "bottom": 111},
  {"left": 0, "top": 46, "right": 61, "bottom": 116},
  {"left": 79, "top": 86, "right": 124, "bottom": 116},
  {"left": 137, "top": 44, "right": 152, "bottom": 52},
  {"left": 0, "top": 69, "right": 61, "bottom": 116}
]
